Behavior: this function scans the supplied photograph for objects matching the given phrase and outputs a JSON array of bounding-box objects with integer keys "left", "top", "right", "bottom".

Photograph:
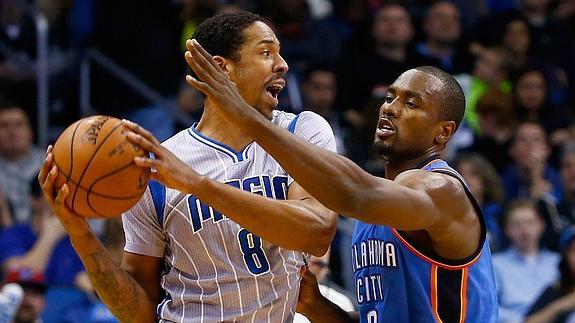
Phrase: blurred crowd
[{"left": 1, "top": 0, "right": 575, "bottom": 322}]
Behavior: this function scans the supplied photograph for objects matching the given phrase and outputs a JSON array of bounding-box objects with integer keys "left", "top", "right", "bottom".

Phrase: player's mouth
[
  {"left": 376, "top": 118, "right": 396, "bottom": 139},
  {"left": 265, "top": 79, "right": 285, "bottom": 103}
]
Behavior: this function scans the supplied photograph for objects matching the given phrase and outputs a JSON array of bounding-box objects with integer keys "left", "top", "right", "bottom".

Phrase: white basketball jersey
[{"left": 122, "top": 110, "right": 337, "bottom": 322}]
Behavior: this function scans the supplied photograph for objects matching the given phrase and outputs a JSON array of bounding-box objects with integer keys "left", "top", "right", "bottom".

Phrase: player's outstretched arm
[
  {"left": 123, "top": 122, "right": 337, "bottom": 256},
  {"left": 39, "top": 146, "right": 161, "bottom": 323},
  {"left": 184, "top": 39, "right": 482, "bottom": 258},
  {"left": 297, "top": 268, "right": 358, "bottom": 323},
  {"left": 184, "top": 39, "right": 448, "bottom": 229}
]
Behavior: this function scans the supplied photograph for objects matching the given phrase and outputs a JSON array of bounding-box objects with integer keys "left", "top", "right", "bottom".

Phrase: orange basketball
[{"left": 52, "top": 115, "right": 150, "bottom": 218}]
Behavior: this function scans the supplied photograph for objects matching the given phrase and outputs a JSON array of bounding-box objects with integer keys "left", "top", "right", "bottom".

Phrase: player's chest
[
  {"left": 185, "top": 147, "right": 287, "bottom": 179},
  {"left": 161, "top": 171, "right": 289, "bottom": 234}
]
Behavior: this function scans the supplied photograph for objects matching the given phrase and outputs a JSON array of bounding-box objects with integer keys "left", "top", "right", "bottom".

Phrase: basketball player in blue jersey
[
  {"left": 183, "top": 38, "right": 499, "bottom": 322},
  {"left": 37, "top": 12, "right": 338, "bottom": 323}
]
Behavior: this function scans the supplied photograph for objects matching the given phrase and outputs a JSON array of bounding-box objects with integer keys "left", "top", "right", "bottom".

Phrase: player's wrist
[
  {"left": 185, "top": 173, "right": 205, "bottom": 194},
  {"left": 65, "top": 221, "right": 94, "bottom": 240}
]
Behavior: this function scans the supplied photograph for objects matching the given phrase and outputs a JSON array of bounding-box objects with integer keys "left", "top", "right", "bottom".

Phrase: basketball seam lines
[
  {"left": 69, "top": 120, "right": 81, "bottom": 184},
  {"left": 53, "top": 159, "right": 143, "bottom": 199},
  {"left": 86, "top": 160, "right": 146, "bottom": 199},
  {"left": 70, "top": 119, "right": 119, "bottom": 210}
]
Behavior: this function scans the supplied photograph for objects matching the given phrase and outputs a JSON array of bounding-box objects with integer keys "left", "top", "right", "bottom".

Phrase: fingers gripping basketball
[{"left": 52, "top": 116, "right": 150, "bottom": 217}]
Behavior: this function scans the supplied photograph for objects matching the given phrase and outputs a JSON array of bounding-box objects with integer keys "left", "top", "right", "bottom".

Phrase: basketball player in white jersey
[{"left": 38, "top": 12, "right": 338, "bottom": 323}]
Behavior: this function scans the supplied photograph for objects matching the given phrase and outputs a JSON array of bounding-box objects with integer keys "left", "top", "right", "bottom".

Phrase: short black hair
[
  {"left": 414, "top": 66, "right": 465, "bottom": 130},
  {"left": 192, "top": 11, "right": 263, "bottom": 62}
]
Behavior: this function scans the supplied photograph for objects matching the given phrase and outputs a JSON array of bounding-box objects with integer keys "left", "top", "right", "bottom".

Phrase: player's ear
[
  {"left": 434, "top": 121, "right": 456, "bottom": 146},
  {"left": 213, "top": 55, "right": 230, "bottom": 75}
]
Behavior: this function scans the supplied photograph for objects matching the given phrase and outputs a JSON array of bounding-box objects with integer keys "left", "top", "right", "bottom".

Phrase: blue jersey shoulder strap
[
  {"left": 148, "top": 180, "right": 166, "bottom": 225},
  {"left": 287, "top": 114, "right": 300, "bottom": 134}
]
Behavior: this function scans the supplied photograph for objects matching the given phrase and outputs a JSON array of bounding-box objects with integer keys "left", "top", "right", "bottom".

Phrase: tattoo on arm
[{"left": 84, "top": 251, "right": 145, "bottom": 323}]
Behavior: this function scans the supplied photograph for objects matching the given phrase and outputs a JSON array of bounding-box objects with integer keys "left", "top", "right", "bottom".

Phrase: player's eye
[
  {"left": 262, "top": 50, "right": 271, "bottom": 57},
  {"left": 406, "top": 101, "right": 417, "bottom": 108},
  {"left": 385, "top": 96, "right": 394, "bottom": 104}
]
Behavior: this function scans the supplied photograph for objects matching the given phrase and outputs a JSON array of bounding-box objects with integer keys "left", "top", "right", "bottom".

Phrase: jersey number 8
[{"left": 238, "top": 229, "right": 270, "bottom": 275}]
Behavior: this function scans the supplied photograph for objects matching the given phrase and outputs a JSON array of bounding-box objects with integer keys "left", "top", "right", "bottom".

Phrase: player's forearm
[
  {"left": 67, "top": 227, "right": 157, "bottom": 323},
  {"left": 238, "top": 115, "right": 378, "bottom": 217},
  {"left": 193, "top": 177, "right": 336, "bottom": 256}
]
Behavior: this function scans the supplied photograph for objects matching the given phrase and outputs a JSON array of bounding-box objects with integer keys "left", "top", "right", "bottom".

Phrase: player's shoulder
[
  {"left": 272, "top": 110, "right": 331, "bottom": 131},
  {"left": 161, "top": 127, "right": 192, "bottom": 149},
  {"left": 396, "top": 169, "right": 464, "bottom": 197}
]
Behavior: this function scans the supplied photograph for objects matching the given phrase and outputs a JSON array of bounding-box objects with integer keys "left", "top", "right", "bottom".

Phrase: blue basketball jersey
[{"left": 351, "top": 158, "right": 498, "bottom": 323}]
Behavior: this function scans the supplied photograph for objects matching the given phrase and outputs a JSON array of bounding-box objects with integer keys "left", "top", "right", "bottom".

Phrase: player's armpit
[
  {"left": 121, "top": 252, "right": 163, "bottom": 305},
  {"left": 395, "top": 171, "right": 482, "bottom": 260}
]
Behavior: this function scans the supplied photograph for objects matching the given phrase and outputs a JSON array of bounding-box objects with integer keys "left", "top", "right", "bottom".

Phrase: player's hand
[
  {"left": 122, "top": 120, "right": 201, "bottom": 194},
  {"left": 38, "top": 146, "right": 89, "bottom": 236},
  {"left": 184, "top": 39, "right": 259, "bottom": 126},
  {"left": 297, "top": 265, "right": 323, "bottom": 316}
]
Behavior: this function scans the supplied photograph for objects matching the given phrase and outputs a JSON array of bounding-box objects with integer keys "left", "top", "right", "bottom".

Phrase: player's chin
[
  {"left": 373, "top": 139, "right": 393, "bottom": 157},
  {"left": 256, "top": 97, "right": 278, "bottom": 117}
]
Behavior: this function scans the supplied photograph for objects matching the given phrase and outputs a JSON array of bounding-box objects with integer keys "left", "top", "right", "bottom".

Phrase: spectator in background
[
  {"left": 500, "top": 18, "right": 532, "bottom": 76},
  {"left": 0, "top": 102, "right": 44, "bottom": 224},
  {"left": 0, "top": 176, "right": 87, "bottom": 291},
  {"left": 301, "top": 64, "right": 350, "bottom": 156},
  {"left": 512, "top": 68, "right": 573, "bottom": 146},
  {"left": 0, "top": 0, "right": 76, "bottom": 129},
  {"left": 415, "top": 0, "right": 470, "bottom": 74},
  {"left": 468, "top": 88, "right": 517, "bottom": 174},
  {"left": 0, "top": 0, "right": 38, "bottom": 116},
  {"left": 543, "top": 142, "right": 575, "bottom": 234},
  {"left": 3, "top": 268, "right": 47, "bottom": 323},
  {"left": 336, "top": 2, "right": 429, "bottom": 114},
  {"left": 260, "top": 0, "right": 346, "bottom": 72},
  {"left": 560, "top": 143, "right": 575, "bottom": 218},
  {"left": 494, "top": 199, "right": 560, "bottom": 323},
  {"left": 454, "top": 153, "right": 505, "bottom": 250},
  {"left": 454, "top": 46, "right": 511, "bottom": 135},
  {"left": 502, "top": 122, "right": 562, "bottom": 203},
  {"left": 532, "top": 141, "right": 575, "bottom": 253},
  {"left": 259, "top": 0, "right": 347, "bottom": 112},
  {"left": 472, "top": 0, "right": 573, "bottom": 103},
  {"left": 526, "top": 226, "right": 575, "bottom": 323}
]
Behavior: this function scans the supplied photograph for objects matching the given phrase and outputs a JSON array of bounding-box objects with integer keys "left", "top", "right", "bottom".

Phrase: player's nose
[
  {"left": 380, "top": 100, "right": 400, "bottom": 118},
  {"left": 274, "top": 54, "right": 289, "bottom": 75}
]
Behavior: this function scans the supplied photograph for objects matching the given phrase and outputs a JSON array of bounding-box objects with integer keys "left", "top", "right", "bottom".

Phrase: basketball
[{"left": 52, "top": 115, "right": 150, "bottom": 218}]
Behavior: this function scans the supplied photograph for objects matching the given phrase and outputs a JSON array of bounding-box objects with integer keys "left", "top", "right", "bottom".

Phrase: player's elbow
[{"left": 305, "top": 212, "right": 337, "bottom": 257}]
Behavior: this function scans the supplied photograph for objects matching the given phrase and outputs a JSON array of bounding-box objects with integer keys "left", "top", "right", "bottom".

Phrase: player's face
[
  {"left": 373, "top": 70, "right": 442, "bottom": 162},
  {"left": 227, "top": 21, "right": 288, "bottom": 119}
]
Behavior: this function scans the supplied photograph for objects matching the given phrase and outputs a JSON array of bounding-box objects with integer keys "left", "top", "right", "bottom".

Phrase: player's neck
[
  {"left": 196, "top": 109, "right": 254, "bottom": 152},
  {"left": 384, "top": 151, "right": 441, "bottom": 179}
]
